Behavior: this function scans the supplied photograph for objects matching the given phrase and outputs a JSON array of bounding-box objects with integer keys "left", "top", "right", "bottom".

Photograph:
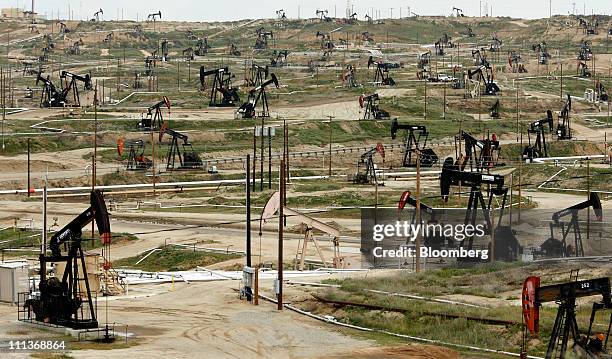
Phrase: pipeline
[
  {"left": 257, "top": 293, "right": 543, "bottom": 359},
  {"left": 537, "top": 164, "right": 612, "bottom": 195},
  {"left": 0, "top": 170, "right": 436, "bottom": 196},
  {"left": 532, "top": 155, "right": 606, "bottom": 164},
  {"left": 112, "top": 91, "right": 162, "bottom": 106},
  {"left": 311, "top": 294, "right": 513, "bottom": 325},
  {"left": 169, "top": 243, "right": 246, "bottom": 255},
  {"left": 365, "top": 289, "right": 487, "bottom": 309},
  {"left": 286, "top": 281, "right": 486, "bottom": 309}
]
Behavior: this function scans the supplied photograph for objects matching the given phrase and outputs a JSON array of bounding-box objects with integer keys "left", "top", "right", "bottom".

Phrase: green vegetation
[
  {"left": 316, "top": 263, "right": 612, "bottom": 356},
  {"left": 511, "top": 160, "right": 612, "bottom": 192},
  {"left": 113, "top": 247, "right": 241, "bottom": 271},
  {"left": 502, "top": 141, "right": 604, "bottom": 162},
  {"left": 327, "top": 262, "right": 525, "bottom": 297}
]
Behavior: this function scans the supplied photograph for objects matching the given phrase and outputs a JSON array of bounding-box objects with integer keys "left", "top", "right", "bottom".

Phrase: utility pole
[
  {"left": 27, "top": 138, "right": 31, "bottom": 197},
  {"left": 592, "top": 54, "right": 596, "bottom": 85},
  {"left": 268, "top": 127, "right": 272, "bottom": 189},
  {"left": 327, "top": 115, "right": 334, "bottom": 177},
  {"left": 283, "top": 119, "right": 288, "bottom": 181},
  {"left": 151, "top": 131, "right": 156, "bottom": 197},
  {"left": 92, "top": 85, "right": 98, "bottom": 240},
  {"left": 246, "top": 154, "right": 251, "bottom": 267},
  {"left": 516, "top": 85, "right": 520, "bottom": 143},
  {"left": 458, "top": 123, "right": 462, "bottom": 206},
  {"left": 586, "top": 159, "right": 590, "bottom": 240},
  {"left": 423, "top": 79, "right": 427, "bottom": 119},
  {"left": 116, "top": 59, "right": 120, "bottom": 93},
  {"left": 608, "top": 69, "right": 611, "bottom": 129},
  {"left": 443, "top": 83, "right": 447, "bottom": 119},
  {"left": 42, "top": 183, "right": 48, "bottom": 280},
  {"left": 478, "top": 85, "right": 482, "bottom": 132},
  {"left": 560, "top": 63, "right": 563, "bottom": 98},
  {"left": 253, "top": 126, "right": 257, "bottom": 191},
  {"left": 93, "top": 85, "right": 98, "bottom": 189},
  {"left": 1, "top": 67, "right": 4, "bottom": 150},
  {"left": 283, "top": 120, "right": 288, "bottom": 226},
  {"left": 260, "top": 118, "right": 264, "bottom": 191},
  {"left": 549, "top": 0, "right": 552, "bottom": 18},
  {"left": 518, "top": 131, "right": 523, "bottom": 222},
  {"left": 415, "top": 152, "right": 421, "bottom": 272},
  {"left": 277, "top": 159, "right": 285, "bottom": 310}
]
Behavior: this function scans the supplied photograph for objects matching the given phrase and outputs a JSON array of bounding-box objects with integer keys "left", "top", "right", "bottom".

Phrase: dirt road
[{"left": 0, "top": 279, "right": 375, "bottom": 359}]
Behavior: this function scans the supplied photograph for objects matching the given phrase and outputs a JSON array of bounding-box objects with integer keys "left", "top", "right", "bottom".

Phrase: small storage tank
[{"left": 0, "top": 261, "right": 29, "bottom": 304}]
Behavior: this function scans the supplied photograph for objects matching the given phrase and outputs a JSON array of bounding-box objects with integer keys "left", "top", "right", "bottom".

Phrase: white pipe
[
  {"left": 169, "top": 243, "right": 245, "bottom": 255},
  {"left": 195, "top": 267, "right": 239, "bottom": 280},
  {"left": 365, "top": 289, "right": 487, "bottom": 309},
  {"left": 134, "top": 248, "right": 161, "bottom": 265},
  {"left": 537, "top": 166, "right": 567, "bottom": 189},
  {"left": 134, "top": 246, "right": 163, "bottom": 256},
  {"left": 286, "top": 281, "right": 340, "bottom": 288},
  {"left": 534, "top": 255, "right": 612, "bottom": 263},
  {"left": 537, "top": 164, "right": 612, "bottom": 194},
  {"left": 0, "top": 174, "right": 349, "bottom": 195},
  {"left": 285, "top": 281, "right": 486, "bottom": 308},
  {"left": 532, "top": 155, "right": 605, "bottom": 163},
  {"left": 112, "top": 91, "right": 161, "bottom": 106},
  {"left": 0, "top": 178, "right": 253, "bottom": 195},
  {"left": 540, "top": 188, "right": 612, "bottom": 195}
]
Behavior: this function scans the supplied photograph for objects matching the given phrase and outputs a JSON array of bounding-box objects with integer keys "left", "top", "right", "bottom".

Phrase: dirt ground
[
  {"left": 1, "top": 13, "right": 611, "bottom": 359},
  {"left": 323, "top": 345, "right": 459, "bottom": 359},
  {"left": 0, "top": 279, "right": 375, "bottom": 359}
]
